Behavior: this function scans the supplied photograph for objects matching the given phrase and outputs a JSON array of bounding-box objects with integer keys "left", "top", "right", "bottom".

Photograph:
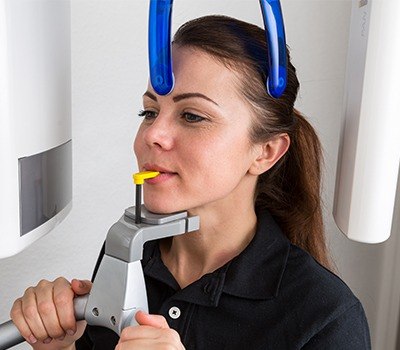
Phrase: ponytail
[{"left": 255, "top": 109, "right": 331, "bottom": 269}]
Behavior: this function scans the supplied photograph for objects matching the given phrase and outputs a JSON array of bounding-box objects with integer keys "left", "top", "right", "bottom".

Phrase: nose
[{"left": 142, "top": 113, "right": 175, "bottom": 151}]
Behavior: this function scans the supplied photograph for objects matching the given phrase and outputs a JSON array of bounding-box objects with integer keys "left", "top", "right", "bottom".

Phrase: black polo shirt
[{"left": 76, "top": 209, "right": 371, "bottom": 349}]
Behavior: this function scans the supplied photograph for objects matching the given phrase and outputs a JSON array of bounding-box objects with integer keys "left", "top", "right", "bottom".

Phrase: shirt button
[
  {"left": 203, "top": 283, "right": 211, "bottom": 294},
  {"left": 168, "top": 306, "right": 181, "bottom": 319}
]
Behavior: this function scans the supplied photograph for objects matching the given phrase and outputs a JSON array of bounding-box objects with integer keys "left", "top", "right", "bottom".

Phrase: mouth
[{"left": 143, "top": 164, "right": 178, "bottom": 182}]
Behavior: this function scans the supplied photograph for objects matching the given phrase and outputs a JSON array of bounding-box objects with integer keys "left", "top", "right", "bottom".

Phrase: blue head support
[{"left": 148, "top": 0, "right": 287, "bottom": 98}]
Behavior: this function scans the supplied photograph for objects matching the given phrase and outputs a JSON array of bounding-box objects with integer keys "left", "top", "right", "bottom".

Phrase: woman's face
[{"left": 134, "top": 46, "right": 262, "bottom": 214}]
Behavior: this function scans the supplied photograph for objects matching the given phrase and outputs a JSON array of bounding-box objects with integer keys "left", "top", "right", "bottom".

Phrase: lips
[
  {"left": 143, "top": 163, "right": 177, "bottom": 184},
  {"left": 143, "top": 163, "right": 176, "bottom": 174}
]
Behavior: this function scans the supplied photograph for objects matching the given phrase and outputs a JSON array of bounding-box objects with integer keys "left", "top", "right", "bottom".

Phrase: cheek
[
  {"left": 133, "top": 137, "right": 138, "bottom": 156},
  {"left": 200, "top": 136, "right": 252, "bottom": 168},
  {"left": 133, "top": 130, "right": 144, "bottom": 159},
  {"left": 188, "top": 141, "right": 251, "bottom": 186}
]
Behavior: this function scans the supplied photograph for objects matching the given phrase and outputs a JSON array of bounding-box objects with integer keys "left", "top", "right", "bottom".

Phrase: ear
[{"left": 249, "top": 133, "right": 290, "bottom": 175}]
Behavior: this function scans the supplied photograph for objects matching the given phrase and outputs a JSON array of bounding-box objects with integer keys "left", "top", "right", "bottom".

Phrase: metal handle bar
[{"left": 0, "top": 295, "right": 88, "bottom": 350}]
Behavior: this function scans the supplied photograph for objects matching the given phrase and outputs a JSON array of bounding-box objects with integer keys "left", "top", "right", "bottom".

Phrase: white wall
[{"left": 1, "top": 1, "right": 399, "bottom": 349}]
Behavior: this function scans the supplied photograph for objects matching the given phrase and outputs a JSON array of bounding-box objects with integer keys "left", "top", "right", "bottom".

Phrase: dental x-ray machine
[
  {"left": 2, "top": 0, "right": 400, "bottom": 348},
  {"left": 0, "top": 0, "right": 288, "bottom": 348}
]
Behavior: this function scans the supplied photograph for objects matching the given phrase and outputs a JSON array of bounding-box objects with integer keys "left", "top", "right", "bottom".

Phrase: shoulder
[
  {"left": 279, "top": 244, "right": 370, "bottom": 347},
  {"left": 255, "top": 208, "right": 359, "bottom": 309},
  {"left": 255, "top": 208, "right": 359, "bottom": 312},
  {"left": 284, "top": 243, "right": 355, "bottom": 304},
  {"left": 282, "top": 242, "right": 358, "bottom": 315}
]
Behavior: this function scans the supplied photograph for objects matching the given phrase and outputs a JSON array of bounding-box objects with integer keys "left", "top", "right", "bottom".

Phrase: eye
[
  {"left": 138, "top": 109, "right": 158, "bottom": 120},
  {"left": 181, "top": 112, "right": 205, "bottom": 123}
]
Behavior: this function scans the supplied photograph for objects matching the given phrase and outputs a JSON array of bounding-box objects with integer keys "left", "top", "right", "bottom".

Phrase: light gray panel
[{"left": 19, "top": 140, "right": 72, "bottom": 236}]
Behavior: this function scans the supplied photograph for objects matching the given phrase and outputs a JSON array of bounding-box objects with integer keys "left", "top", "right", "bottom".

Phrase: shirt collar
[
  {"left": 142, "top": 209, "right": 291, "bottom": 306},
  {"left": 222, "top": 208, "right": 291, "bottom": 300}
]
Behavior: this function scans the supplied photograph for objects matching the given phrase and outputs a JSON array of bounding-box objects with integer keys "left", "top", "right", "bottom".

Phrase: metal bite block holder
[
  {"left": 0, "top": 206, "right": 199, "bottom": 349},
  {"left": 81, "top": 205, "right": 199, "bottom": 334}
]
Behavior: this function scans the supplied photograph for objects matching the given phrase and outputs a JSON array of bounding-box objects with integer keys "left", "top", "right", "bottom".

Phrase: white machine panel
[
  {"left": 0, "top": 0, "right": 72, "bottom": 258},
  {"left": 333, "top": 0, "right": 400, "bottom": 243}
]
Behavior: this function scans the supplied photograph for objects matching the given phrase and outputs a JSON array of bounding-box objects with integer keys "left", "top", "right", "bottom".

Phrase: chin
[{"left": 144, "top": 201, "right": 182, "bottom": 215}]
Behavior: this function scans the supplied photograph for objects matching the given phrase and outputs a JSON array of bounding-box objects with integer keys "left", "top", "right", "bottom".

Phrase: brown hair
[{"left": 173, "top": 15, "right": 331, "bottom": 269}]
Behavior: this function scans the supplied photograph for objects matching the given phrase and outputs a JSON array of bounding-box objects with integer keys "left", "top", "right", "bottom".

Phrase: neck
[{"left": 160, "top": 196, "right": 257, "bottom": 289}]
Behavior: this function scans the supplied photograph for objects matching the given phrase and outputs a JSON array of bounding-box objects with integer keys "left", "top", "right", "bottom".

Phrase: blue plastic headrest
[{"left": 148, "top": 0, "right": 287, "bottom": 98}]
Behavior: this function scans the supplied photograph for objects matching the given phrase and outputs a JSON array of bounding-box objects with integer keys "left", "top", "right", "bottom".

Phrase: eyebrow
[{"left": 143, "top": 91, "right": 219, "bottom": 106}]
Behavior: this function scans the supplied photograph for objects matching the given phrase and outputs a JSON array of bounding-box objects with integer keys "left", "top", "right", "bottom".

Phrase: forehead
[{"left": 151, "top": 46, "right": 243, "bottom": 105}]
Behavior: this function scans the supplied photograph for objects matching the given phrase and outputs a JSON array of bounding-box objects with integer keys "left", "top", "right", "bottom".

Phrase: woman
[{"left": 11, "top": 15, "right": 371, "bottom": 349}]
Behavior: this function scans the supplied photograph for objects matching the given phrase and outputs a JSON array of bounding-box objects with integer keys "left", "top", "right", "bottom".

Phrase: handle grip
[{"left": 0, "top": 295, "right": 89, "bottom": 350}]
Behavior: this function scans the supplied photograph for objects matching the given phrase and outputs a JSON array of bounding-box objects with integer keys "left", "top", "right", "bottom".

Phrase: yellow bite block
[{"left": 133, "top": 171, "right": 160, "bottom": 185}]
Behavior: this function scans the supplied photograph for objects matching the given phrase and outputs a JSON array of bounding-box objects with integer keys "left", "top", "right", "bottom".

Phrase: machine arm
[{"left": 0, "top": 172, "right": 199, "bottom": 349}]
